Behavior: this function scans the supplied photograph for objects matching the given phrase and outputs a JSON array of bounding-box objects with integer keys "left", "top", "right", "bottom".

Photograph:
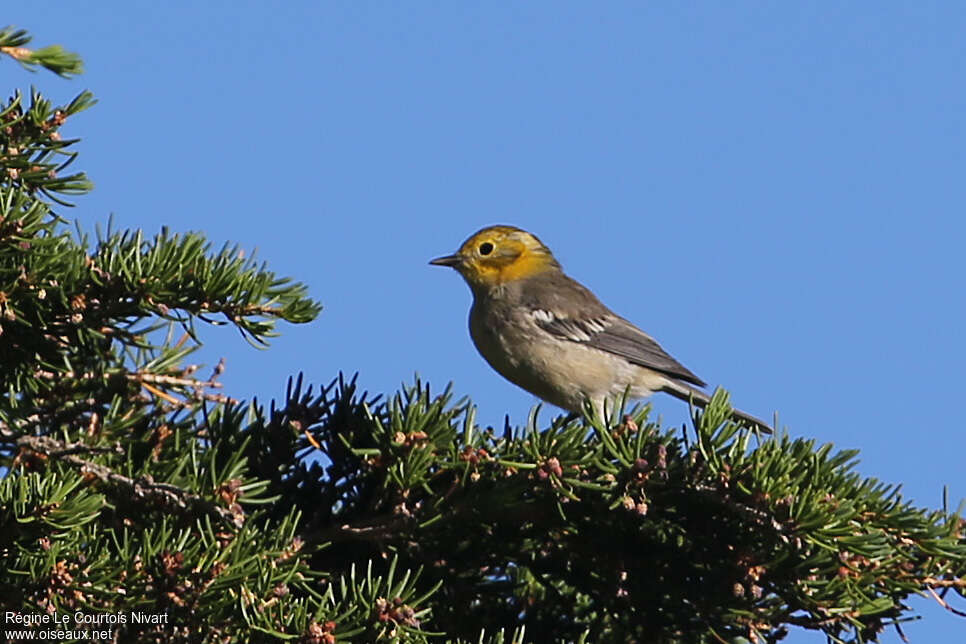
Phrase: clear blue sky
[{"left": 8, "top": 4, "right": 965, "bottom": 641}]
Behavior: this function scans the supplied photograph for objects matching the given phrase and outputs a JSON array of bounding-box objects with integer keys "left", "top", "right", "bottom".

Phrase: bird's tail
[{"left": 660, "top": 381, "right": 773, "bottom": 434}]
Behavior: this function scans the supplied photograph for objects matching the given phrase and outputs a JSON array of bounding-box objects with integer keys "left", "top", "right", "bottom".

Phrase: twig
[
  {"left": 16, "top": 434, "right": 243, "bottom": 528},
  {"left": 130, "top": 372, "right": 224, "bottom": 389},
  {"left": 141, "top": 381, "right": 180, "bottom": 405},
  {"left": 927, "top": 586, "right": 966, "bottom": 618},
  {"left": 923, "top": 577, "right": 966, "bottom": 589},
  {"left": 33, "top": 368, "right": 224, "bottom": 390},
  {"left": 309, "top": 514, "right": 413, "bottom": 545},
  {"left": 17, "top": 435, "right": 120, "bottom": 458},
  {"left": 1, "top": 46, "right": 32, "bottom": 61}
]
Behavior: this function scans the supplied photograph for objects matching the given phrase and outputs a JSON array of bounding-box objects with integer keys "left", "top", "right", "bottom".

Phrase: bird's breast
[
  {"left": 468, "top": 301, "right": 521, "bottom": 372},
  {"left": 467, "top": 299, "right": 600, "bottom": 411}
]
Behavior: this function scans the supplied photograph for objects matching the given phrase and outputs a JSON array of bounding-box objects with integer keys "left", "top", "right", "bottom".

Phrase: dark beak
[{"left": 429, "top": 254, "right": 461, "bottom": 267}]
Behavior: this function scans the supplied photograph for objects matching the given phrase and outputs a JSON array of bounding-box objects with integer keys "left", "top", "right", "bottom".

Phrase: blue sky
[{"left": 8, "top": 4, "right": 966, "bottom": 641}]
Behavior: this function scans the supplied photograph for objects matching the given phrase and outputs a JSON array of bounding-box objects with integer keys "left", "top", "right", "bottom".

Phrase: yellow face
[{"left": 430, "top": 225, "right": 559, "bottom": 288}]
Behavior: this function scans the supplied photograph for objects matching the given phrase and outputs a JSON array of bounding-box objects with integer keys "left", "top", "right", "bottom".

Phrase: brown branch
[
  {"left": 927, "top": 586, "right": 966, "bottom": 618},
  {"left": 308, "top": 513, "right": 415, "bottom": 545},
  {"left": 16, "top": 435, "right": 120, "bottom": 458},
  {"left": 141, "top": 381, "right": 180, "bottom": 405},
  {"left": 16, "top": 435, "right": 244, "bottom": 528},
  {"left": 1, "top": 46, "right": 32, "bottom": 61},
  {"left": 923, "top": 577, "right": 966, "bottom": 589},
  {"left": 34, "top": 368, "right": 224, "bottom": 390},
  {"left": 226, "top": 304, "right": 286, "bottom": 318},
  {"left": 782, "top": 611, "right": 859, "bottom": 630},
  {"left": 29, "top": 367, "right": 237, "bottom": 408},
  {"left": 129, "top": 372, "right": 223, "bottom": 389}
]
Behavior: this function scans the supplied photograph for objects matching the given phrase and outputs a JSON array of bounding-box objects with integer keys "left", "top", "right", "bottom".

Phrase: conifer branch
[
  {"left": 0, "top": 26, "right": 83, "bottom": 77},
  {"left": 15, "top": 434, "right": 245, "bottom": 528},
  {"left": 2, "top": 23, "right": 962, "bottom": 644}
]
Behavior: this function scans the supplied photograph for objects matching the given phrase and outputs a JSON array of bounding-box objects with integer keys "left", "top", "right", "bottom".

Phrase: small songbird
[{"left": 430, "top": 225, "right": 771, "bottom": 432}]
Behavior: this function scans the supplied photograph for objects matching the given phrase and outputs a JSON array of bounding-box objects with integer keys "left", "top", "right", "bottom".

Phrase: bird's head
[{"left": 430, "top": 225, "right": 560, "bottom": 290}]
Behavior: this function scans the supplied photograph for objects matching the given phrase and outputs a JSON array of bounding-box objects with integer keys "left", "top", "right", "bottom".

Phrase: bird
[{"left": 429, "top": 225, "right": 772, "bottom": 433}]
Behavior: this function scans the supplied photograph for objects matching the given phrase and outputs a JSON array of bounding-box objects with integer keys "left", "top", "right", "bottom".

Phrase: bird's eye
[{"left": 478, "top": 242, "right": 494, "bottom": 256}]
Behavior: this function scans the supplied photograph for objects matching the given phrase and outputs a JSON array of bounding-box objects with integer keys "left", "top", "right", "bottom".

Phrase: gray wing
[{"left": 530, "top": 309, "right": 707, "bottom": 387}]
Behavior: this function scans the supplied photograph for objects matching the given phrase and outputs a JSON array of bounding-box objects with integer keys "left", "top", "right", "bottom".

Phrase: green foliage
[
  {"left": 0, "top": 26, "right": 84, "bottom": 77},
  {"left": 0, "top": 84, "right": 94, "bottom": 203},
  {"left": 250, "top": 378, "right": 965, "bottom": 643},
  {"left": 1, "top": 24, "right": 963, "bottom": 644}
]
